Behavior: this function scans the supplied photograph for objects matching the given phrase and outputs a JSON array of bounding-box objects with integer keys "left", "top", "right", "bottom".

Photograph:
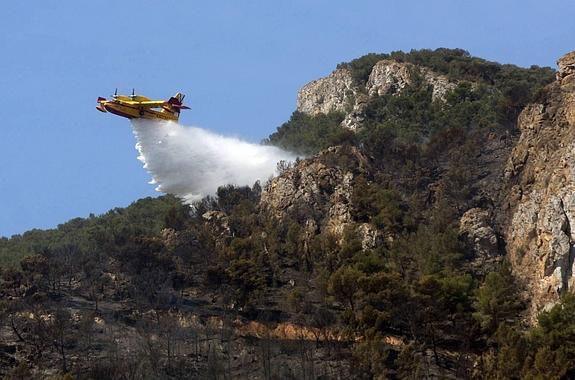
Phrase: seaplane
[{"left": 96, "top": 89, "right": 190, "bottom": 122}]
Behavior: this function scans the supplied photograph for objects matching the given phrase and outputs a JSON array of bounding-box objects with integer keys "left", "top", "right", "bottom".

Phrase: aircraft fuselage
[{"left": 98, "top": 101, "right": 179, "bottom": 121}]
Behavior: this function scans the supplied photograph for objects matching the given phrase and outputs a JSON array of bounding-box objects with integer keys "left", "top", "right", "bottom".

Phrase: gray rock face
[
  {"left": 557, "top": 51, "right": 575, "bottom": 80},
  {"left": 340, "top": 94, "right": 368, "bottom": 131},
  {"left": 202, "top": 210, "right": 231, "bottom": 248},
  {"left": 260, "top": 146, "right": 376, "bottom": 246},
  {"left": 357, "top": 223, "right": 382, "bottom": 250},
  {"left": 296, "top": 60, "right": 456, "bottom": 130},
  {"left": 366, "top": 60, "right": 414, "bottom": 97},
  {"left": 504, "top": 51, "right": 575, "bottom": 321},
  {"left": 260, "top": 147, "right": 357, "bottom": 236},
  {"left": 421, "top": 69, "right": 457, "bottom": 102},
  {"left": 366, "top": 60, "right": 455, "bottom": 101},
  {"left": 459, "top": 208, "right": 501, "bottom": 273},
  {"left": 296, "top": 68, "right": 358, "bottom": 116}
]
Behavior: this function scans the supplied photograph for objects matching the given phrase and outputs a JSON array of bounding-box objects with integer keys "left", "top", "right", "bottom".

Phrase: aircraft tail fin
[
  {"left": 168, "top": 93, "right": 184, "bottom": 104},
  {"left": 167, "top": 93, "right": 190, "bottom": 110}
]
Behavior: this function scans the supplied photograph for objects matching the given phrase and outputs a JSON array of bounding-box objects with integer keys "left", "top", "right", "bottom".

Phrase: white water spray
[{"left": 131, "top": 119, "right": 296, "bottom": 203}]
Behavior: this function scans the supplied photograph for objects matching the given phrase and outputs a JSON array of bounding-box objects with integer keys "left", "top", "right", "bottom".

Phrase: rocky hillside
[
  {"left": 504, "top": 52, "right": 575, "bottom": 320},
  {"left": 4, "top": 49, "right": 575, "bottom": 379},
  {"left": 297, "top": 59, "right": 456, "bottom": 130},
  {"left": 288, "top": 49, "right": 575, "bottom": 323}
]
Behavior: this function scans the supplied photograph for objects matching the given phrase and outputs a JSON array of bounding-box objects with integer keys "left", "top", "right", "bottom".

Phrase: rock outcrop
[
  {"left": 556, "top": 51, "right": 575, "bottom": 80},
  {"left": 296, "top": 60, "right": 456, "bottom": 130},
  {"left": 459, "top": 208, "right": 501, "bottom": 274},
  {"left": 296, "top": 68, "right": 358, "bottom": 116},
  {"left": 260, "top": 146, "right": 374, "bottom": 244},
  {"left": 504, "top": 51, "right": 575, "bottom": 320},
  {"left": 366, "top": 60, "right": 455, "bottom": 101},
  {"left": 261, "top": 147, "right": 357, "bottom": 234},
  {"left": 202, "top": 210, "right": 231, "bottom": 251}
]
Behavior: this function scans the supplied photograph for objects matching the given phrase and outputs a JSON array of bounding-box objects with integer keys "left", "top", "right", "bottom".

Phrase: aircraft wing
[
  {"left": 136, "top": 100, "right": 168, "bottom": 107},
  {"left": 115, "top": 99, "right": 167, "bottom": 108}
]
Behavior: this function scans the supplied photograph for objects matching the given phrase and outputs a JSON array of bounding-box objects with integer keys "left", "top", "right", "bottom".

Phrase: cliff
[{"left": 504, "top": 51, "right": 575, "bottom": 319}]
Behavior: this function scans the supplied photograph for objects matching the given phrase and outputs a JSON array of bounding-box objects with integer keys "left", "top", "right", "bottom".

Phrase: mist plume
[{"left": 131, "top": 119, "right": 296, "bottom": 203}]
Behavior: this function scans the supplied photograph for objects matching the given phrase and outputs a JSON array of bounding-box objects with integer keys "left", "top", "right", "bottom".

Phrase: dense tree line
[{"left": 0, "top": 196, "right": 182, "bottom": 268}]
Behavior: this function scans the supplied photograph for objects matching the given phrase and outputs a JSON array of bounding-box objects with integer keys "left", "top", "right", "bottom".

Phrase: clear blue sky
[{"left": 1, "top": 1, "right": 574, "bottom": 237}]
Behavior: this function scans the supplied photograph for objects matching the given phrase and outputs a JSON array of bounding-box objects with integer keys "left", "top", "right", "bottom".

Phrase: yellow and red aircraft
[{"left": 96, "top": 89, "right": 190, "bottom": 122}]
